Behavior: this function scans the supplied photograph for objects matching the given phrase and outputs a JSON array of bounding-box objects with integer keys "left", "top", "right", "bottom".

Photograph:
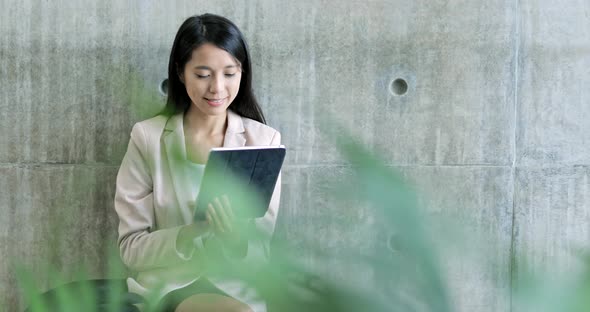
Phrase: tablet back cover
[{"left": 194, "top": 146, "right": 286, "bottom": 220}]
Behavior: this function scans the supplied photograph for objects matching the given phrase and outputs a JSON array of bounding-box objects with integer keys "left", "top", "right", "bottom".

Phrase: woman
[{"left": 114, "top": 14, "right": 281, "bottom": 312}]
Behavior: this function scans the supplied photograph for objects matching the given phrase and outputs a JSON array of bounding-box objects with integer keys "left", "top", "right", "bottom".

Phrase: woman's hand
[
  {"left": 176, "top": 220, "right": 210, "bottom": 257},
  {"left": 206, "top": 195, "right": 248, "bottom": 256}
]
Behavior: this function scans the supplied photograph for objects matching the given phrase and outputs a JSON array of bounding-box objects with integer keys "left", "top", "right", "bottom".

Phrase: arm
[{"left": 114, "top": 123, "right": 207, "bottom": 272}]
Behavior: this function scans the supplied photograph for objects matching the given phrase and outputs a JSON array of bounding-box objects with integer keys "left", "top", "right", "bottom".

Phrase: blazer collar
[
  {"left": 223, "top": 109, "right": 246, "bottom": 147},
  {"left": 163, "top": 109, "right": 246, "bottom": 148},
  {"left": 162, "top": 113, "right": 186, "bottom": 163},
  {"left": 161, "top": 110, "right": 247, "bottom": 218},
  {"left": 162, "top": 113, "right": 191, "bottom": 220}
]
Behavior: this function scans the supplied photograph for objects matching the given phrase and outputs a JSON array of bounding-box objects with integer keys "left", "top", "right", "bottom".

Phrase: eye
[
  {"left": 195, "top": 74, "right": 209, "bottom": 79},
  {"left": 224, "top": 73, "right": 236, "bottom": 77}
]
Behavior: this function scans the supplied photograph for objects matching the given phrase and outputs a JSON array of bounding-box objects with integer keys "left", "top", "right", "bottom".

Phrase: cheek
[
  {"left": 185, "top": 80, "right": 204, "bottom": 95},
  {"left": 184, "top": 84, "right": 196, "bottom": 99},
  {"left": 231, "top": 76, "right": 242, "bottom": 95}
]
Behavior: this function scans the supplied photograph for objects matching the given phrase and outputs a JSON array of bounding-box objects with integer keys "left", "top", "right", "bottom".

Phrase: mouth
[{"left": 204, "top": 97, "right": 227, "bottom": 107}]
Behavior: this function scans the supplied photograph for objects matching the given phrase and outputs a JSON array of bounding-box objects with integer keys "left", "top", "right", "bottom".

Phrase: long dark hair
[{"left": 162, "top": 13, "right": 266, "bottom": 124}]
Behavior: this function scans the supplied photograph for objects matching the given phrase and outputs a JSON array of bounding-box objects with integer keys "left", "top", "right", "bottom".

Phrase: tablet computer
[{"left": 193, "top": 145, "right": 286, "bottom": 221}]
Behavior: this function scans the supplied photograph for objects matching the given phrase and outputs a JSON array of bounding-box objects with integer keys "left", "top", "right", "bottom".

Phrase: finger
[
  {"left": 208, "top": 203, "right": 224, "bottom": 233},
  {"left": 206, "top": 206, "right": 216, "bottom": 231},
  {"left": 214, "top": 197, "right": 233, "bottom": 233},
  {"left": 206, "top": 210, "right": 213, "bottom": 227},
  {"left": 222, "top": 195, "right": 235, "bottom": 219},
  {"left": 205, "top": 211, "right": 218, "bottom": 234}
]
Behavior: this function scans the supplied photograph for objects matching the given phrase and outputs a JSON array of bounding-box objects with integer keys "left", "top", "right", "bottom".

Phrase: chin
[
  {"left": 189, "top": 102, "right": 229, "bottom": 116},
  {"left": 203, "top": 106, "right": 230, "bottom": 116}
]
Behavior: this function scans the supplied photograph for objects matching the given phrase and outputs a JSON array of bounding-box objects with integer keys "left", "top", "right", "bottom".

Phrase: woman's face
[{"left": 181, "top": 43, "right": 242, "bottom": 117}]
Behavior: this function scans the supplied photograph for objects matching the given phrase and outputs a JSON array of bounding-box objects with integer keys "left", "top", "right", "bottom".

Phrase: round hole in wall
[
  {"left": 159, "top": 78, "right": 169, "bottom": 97},
  {"left": 390, "top": 78, "right": 408, "bottom": 96},
  {"left": 387, "top": 233, "right": 402, "bottom": 252}
]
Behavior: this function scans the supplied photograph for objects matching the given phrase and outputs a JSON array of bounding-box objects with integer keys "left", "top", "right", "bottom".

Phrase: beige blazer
[{"left": 114, "top": 109, "right": 281, "bottom": 298}]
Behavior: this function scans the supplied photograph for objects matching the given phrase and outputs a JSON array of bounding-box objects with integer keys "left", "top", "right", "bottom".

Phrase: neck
[{"left": 184, "top": 106, "right": 228, "bottom": 137}]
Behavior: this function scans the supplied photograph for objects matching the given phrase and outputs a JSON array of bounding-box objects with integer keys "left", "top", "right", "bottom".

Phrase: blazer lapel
[
  {"left": 223, "top": 109, "right": 247, "bottom": 148},
  {"left": 162, "top": 114, "right": 194, "bottom": 221}
]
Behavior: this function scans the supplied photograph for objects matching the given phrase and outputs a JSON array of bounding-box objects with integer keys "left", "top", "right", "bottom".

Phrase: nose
[{"left": 209, "top": 75, "right": 224, "bottom": 94}]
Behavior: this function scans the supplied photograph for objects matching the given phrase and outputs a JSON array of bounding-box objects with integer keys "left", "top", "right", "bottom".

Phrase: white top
[{"left": 185, "top": 161, "right": 205, "bottom": 204}]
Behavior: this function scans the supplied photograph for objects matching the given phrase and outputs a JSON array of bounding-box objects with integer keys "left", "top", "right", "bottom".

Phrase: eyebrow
[{"left": 193, "top": 65, "right": 239, "bottom": 70}]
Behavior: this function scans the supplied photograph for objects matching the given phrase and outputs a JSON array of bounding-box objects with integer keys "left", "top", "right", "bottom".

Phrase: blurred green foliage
[
  {"left": 13, "top": 71, "right": 590, "bottom": 312},
  {"left": 15, "top": 132, "right": 590, "bottom": 312},
  {"left": 14, "top": 127, "right": 451, "bottom": 312}
]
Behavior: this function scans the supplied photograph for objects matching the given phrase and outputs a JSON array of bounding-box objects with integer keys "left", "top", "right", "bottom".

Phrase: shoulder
[
  {"left": 133, "top": 114, "right": 169, "bottom": 133},
  {"left": 127, "top": 114, "right": 171, "bottom": 153},
  {"left": 130, "top": 114, "right": 169, "bottom": 138},
  {"left": 241, "top": 116, "right": 281, "bottom": 145}
]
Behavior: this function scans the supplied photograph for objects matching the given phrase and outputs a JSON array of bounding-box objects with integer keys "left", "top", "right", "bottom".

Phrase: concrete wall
[{"left": 1, "top": 0, "right": 589, "bottom": 311}]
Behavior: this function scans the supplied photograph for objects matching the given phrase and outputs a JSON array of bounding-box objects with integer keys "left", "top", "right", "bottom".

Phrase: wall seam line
[{"left": 509, "top": 0, "right": 522, "bottom": 310}]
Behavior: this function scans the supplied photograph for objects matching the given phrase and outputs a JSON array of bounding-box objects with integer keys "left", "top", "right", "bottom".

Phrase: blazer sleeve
[
  {"left": 219, "top": 130, "right": 282, "bottom": 268},
  {"left": 114, "top": 123, "right": 201, "bottom": 272}
]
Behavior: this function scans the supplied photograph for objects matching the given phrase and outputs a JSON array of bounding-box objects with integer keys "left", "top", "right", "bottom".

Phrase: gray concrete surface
[
  {"left": 513, "top": 167, "right": 590, "bottom": 276},
  {"left": 517, "top": 0, "right": 590, "bottom": 166},
  {"left": 1, "top": 0, "right": 589, "bottom": 311},
  {"left": 0, "top": 165, "right": 121, "bottom": 308},
  {"left": 397, "top": 166, "right": 514, "bottom": 312}
]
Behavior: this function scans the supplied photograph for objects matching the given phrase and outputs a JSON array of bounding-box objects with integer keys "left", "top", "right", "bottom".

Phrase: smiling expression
[{"left": 181, "top": 43, "right": 242, "bottom": 117}]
